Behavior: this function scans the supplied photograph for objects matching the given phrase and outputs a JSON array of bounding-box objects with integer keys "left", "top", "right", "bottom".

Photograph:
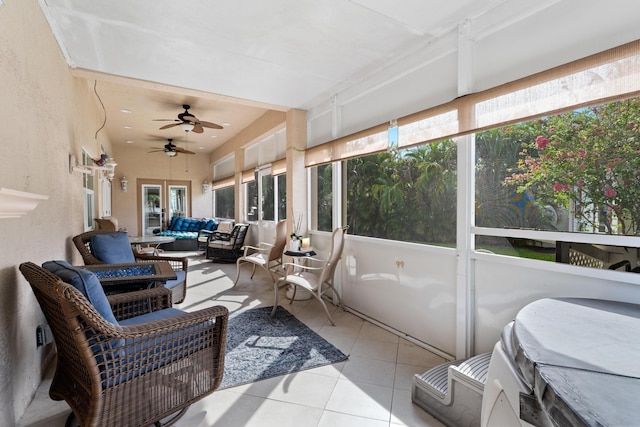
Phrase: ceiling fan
[
  {"left": 154, "top": 104, "right": 223, "bottom": 134},
  {"left": 148, "top": 139, "right": 195, "bottom": 157}
]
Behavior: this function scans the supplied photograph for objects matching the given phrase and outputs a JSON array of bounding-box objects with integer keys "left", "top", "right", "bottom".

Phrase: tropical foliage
[
  {"left": 346, "top": 141, "right": 457, "bottom": 244},
  {"left": 506, "top": 98, "right": 640, "bottom": 235},
  {"left": 319, "top": 97, "right": 640, "bottom": 247}
]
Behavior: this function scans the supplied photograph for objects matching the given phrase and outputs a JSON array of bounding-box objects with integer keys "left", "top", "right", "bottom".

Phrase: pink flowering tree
[{"left": 507, "top": 98, "right": 640, "bottom": 235}]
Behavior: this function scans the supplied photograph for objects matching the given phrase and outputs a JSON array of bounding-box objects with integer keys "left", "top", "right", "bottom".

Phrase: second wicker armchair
[{"left": 73, "top": 230, "right": 189, "bottom": 304}]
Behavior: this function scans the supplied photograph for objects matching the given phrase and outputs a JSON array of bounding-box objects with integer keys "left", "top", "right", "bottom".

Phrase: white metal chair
[
  {"left": 272, "top": 226, "right": 347, "bottom": 325},
  {"left": 234, "top": 220, "right": 287, "bottom": 286}
]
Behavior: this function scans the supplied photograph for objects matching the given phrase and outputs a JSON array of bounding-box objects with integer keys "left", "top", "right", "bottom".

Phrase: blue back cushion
[
  {"left": 168, "top": 216, "right": 180, "bottom": 230},
  {"left": 90, "top": 232, "right": 135, "bottom": 263},
  {"left": 42, "top": 260, "right": 118, "bottom": 325}
]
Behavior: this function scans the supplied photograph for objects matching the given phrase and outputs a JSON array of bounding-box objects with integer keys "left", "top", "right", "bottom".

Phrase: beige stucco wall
[{"left": 0, "top": 0, "right": 113, "bottom": 423}]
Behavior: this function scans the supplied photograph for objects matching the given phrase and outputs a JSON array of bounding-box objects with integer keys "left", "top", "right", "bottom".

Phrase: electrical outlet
[
  {"left": 36, "top": 325, "right": 45, "bottom": 347},
  {"left": 36, "top": 325, "right": 52, "bottom": 347}
]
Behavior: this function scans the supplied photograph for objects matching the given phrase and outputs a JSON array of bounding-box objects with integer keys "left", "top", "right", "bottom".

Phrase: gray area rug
[{"left": 219, "top": 306, "right": 349, "bottom": 389}]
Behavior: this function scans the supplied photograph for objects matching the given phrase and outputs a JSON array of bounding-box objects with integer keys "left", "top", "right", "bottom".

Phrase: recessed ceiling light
[
  {"left": 222, "top": 123, "right": 231, "bottom": 127},
  {"left": 126, "top": 140, "right": 134, "bottom": 144},
  {"left": 123, "top": 125, "right": 132, "bottom": 129},
  {"left": 210, "top": 135, "right": 217, "bottom": 138},
  {"left": 198, "top": 147, "right": 205, "bottom": 150},
  {"left": 120, "top": 109, "right": 131, "bottom": 113}
]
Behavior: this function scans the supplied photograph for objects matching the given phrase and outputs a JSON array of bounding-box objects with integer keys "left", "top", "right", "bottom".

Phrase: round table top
[
  {"left": 284, "top": 248, "right": 316, "bottom": 257},
  {"left": 129, "top": 235, "right": 176, "bottom": 245}
]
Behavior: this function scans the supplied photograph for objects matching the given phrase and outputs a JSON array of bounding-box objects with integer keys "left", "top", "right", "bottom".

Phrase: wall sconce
[
  {"left": 120, "top": 176, "right": 128, "bottom": 192},
  {"left": 103, "top": 157, "right": 117, "bottom": 181},
  {"left": 202, "top": 180, "right": 210, "bottom": 194}
]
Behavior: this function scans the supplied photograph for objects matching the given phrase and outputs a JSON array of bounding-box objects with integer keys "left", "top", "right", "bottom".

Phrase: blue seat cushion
[
  {"left": 90, "top": 232, "right": 135, "bottom": 264},
  {"left": 163, "top": 270, "right": 186, "bottom": 290},
  {"left": 42, "top": 260, "right": 118, "bottom": 326},
  {"left": 119, "top": 307, "right": 185, "bottom": 327},
  {"left": 105, "top": 307, "right": 199, "bottom": 388}
]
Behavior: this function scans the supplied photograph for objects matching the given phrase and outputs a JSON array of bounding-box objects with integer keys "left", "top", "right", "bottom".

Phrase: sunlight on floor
[{"left": 18, "top": 252, "right": 446, "bottom": 427}]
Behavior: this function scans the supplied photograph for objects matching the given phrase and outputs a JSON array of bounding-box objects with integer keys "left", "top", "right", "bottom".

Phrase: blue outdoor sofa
[{"left": 156, "top": 216, "right": 219, "bottom": 251}]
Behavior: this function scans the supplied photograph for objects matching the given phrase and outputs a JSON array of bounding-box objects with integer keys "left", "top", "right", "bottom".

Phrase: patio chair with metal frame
[
  {"left": 234, "top": 220, "right": 287, "bottom": 286},
  {"left": 272, "top": 226, "right": 347, "bottom": 326}
]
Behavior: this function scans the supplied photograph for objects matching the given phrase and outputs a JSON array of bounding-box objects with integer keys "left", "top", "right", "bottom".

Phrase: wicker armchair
[
  {"left": 20, "top": 261, "right": 228, "bottom": 427},
  {"left": 73, "top": 230, "right": 189, "bottom": 303}
]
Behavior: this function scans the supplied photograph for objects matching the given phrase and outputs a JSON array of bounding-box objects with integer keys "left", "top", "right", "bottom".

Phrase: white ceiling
[{"left": 38, "top": 0, "right": 571, "bottom": 153}]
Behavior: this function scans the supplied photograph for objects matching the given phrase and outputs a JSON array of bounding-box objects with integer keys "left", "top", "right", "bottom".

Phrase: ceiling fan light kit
[
  {"left": 179, "top": 122, "right": 195, "bottom": 132},
  {"left": 149, "top": 138, "right": 194, "bottom": 157}
]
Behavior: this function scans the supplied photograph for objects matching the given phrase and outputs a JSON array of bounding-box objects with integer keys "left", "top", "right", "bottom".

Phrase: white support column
[
  {"left": 235, "top": 148, "right": 244, "bottom": 222},
  {"left": 331, "top": 94, "right": 343, "bottom": 229},
  {"left": 455, "top": 19, "right": 476, "bottom": 359},
  {"left": 286, "top": 109, "right": 308, "bottom": 237}
]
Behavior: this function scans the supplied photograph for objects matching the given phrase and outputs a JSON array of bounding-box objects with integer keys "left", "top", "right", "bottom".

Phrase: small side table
[
  {"left": 284, "top": 249, "right": 317, "bottom": 258},
  {"left": 283, "top": 248, "right": 317, "bottom": 301},
  {"left": 129, "top": 235, "right": 176, "bottom": 255}
]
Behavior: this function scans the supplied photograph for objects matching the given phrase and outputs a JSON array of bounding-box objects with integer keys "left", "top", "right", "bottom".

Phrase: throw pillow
[
  {"left": 90, "top": 232, "right": 135, "bottom": 263},
  {"left": 42, "top": 260, "right": 118, "bottom": 325}
]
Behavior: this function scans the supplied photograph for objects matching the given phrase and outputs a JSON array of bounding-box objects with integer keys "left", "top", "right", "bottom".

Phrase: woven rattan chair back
[{"left": 19, "top": 261, "right": 228, "bottom": 427}]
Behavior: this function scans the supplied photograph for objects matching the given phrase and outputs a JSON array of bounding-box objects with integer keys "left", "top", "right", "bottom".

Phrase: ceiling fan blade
[
  {"left": 174, "top": 147, "right": 195, "bottom": 155},
  {"left": 191, "top": 124, "right": 204, "bottom": 134},
  {"left": 148, "top": 149, "right": 165, "bottom": 153},
  {"left": 153, "top": 119, "right": 179, "bottom": 122},
  {"left": 159, "top": 123, "right": 180, "bottom": 130},
  {"left": 198, "top": 121, "right": 223, "bottom": 130}
]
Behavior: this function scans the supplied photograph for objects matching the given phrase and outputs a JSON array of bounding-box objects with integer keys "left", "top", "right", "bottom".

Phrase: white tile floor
[{"left": 18, "top": 253, "right": 447, "bottom": 427}]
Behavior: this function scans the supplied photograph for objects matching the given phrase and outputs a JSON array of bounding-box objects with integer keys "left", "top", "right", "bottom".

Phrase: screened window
[
  {"left": 312, "top": 164, "right": 333, "bottom": 232},
  {"left": 345, "top": 140, "right": 457, "bottom": 245},
  {"left": 261, "top": 173, "right": 274, "bottom": 221},
  {"left": 475, "top": 96, "right": 640, "bottom": 269},
  {"left": 246, "top": 179, "right": 258, "bottom": 222},
  {"left": 214, "top": 186, "right": 235, "bottom": 219},
  {"left": 276, "top": 174, "right": 287, "bottom": 220}
]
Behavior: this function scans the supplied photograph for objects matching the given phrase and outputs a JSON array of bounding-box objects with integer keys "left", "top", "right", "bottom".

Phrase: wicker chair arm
[
  {"left": 107, "top": 287, "right": 173, "bottom": 320},
  {"left": 71, "top": 284, "right": 227, "bottom": 342},
  {"left": 117, "top": 305, "right": 229, "bottom": 337}
]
